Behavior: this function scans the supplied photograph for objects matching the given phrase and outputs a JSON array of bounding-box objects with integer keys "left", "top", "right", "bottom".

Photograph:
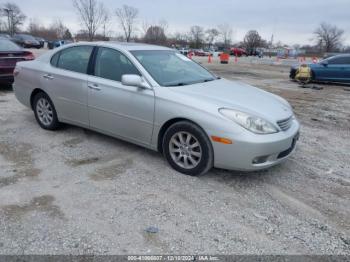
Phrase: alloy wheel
[
  {"left": 36, "top": 97, "right": 53, "bottom": 126},
  {"left": 169, "top": 131, "right": 202, "bottom": 169}
]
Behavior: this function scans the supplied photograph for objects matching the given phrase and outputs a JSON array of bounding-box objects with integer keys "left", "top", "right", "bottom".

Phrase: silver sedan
[{"left": 13, "top": 42, "right": 300, "bottom": 176}]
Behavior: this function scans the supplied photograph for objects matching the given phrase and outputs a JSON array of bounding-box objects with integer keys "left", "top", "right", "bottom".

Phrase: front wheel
[
  {"left": 162, "top": 121, "right": 213, "bottom": 176},
  {"left": 33, "top": 92, "right": 60, "bottom": 130}
]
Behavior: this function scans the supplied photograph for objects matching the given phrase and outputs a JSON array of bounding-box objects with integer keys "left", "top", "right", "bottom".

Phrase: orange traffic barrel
[{"left": 220, "top": 53, "right": 230, "bottom": 64}]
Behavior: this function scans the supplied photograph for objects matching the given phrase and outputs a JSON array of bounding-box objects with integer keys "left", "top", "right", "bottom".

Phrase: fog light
[{"left": 252, "top": 155, "right": 269, "bottom": 164}]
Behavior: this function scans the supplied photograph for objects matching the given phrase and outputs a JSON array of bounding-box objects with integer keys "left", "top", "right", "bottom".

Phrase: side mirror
[
  {"left": 321, "top": 60, "right": 328, "bottom": 66},
  {"left": 121, "top": 74, "right": 150, "bottom": 89}
]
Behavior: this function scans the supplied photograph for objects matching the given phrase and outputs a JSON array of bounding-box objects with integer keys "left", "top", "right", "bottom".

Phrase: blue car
[{"left": 290, "top": 54, "right": 350, "bottom": 84}]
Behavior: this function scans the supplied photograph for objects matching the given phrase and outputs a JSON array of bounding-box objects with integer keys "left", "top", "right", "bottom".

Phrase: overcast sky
[{"left": 7, "top": 0, "right": 350, "bottom": 46}]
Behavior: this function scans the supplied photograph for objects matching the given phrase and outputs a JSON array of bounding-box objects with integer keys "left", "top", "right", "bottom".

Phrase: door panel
[
  {"left": 343, "top": 65, "right": 350, "bottom": 83},
  {"left": 88, "top": 76, "right": 155, "bottom": 146},
  {"left": 319, "top": 57, "right": 350, "bottom": 82},
  {"left": 40, "top": 45, "right": 94, "bottom": 126},
  {"left": 42, "top": 67, "right": 89, "bottom": 126},
  {"left": 316, "top": 65, "right": 340, "bottom": 81}
]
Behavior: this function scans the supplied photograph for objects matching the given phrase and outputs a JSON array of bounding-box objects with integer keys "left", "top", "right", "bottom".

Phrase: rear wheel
[
  {"left": 162, "top": 121, "right": 213, "bottom": 176},
  {"left": 33, "top": 92, "right": 60, "bottom": 130}
]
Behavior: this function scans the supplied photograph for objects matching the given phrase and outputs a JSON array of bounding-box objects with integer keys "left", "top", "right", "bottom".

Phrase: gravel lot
[{"left": 0, "top": 49, "right": 349, "bottom": 255}]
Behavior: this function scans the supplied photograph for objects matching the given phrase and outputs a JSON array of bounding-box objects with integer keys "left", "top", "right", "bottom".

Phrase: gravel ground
[{"left": 0, "top": 51, "right": 349, "bottom": 255}]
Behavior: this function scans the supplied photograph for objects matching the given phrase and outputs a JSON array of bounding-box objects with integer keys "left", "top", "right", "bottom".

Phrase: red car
[
  {"left": 0, "top": 38, "right": 35, "bottom": 85},
  {"left": 192, "top": 49, "right": 207, "bottom": 56},
  {"left": 230, "top": 47, "right": 247, "bottom": 57}
]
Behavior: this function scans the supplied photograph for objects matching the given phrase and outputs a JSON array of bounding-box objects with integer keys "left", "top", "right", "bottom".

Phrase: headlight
[{"left": 219, "top": 108, "right": 279, "bottom": 134}]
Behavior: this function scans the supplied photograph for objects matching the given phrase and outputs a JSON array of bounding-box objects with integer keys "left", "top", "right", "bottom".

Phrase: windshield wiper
[
  {"left": 203, "top": 78, "right": 216, "bottom": 83},
  {"left": 165, "top": 82, "right": 187, "bottom": 87}
]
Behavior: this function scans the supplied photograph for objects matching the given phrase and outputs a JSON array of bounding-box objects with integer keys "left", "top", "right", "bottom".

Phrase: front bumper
[{"left": 211, "top": 119, "right": 300, "bottom": 171}]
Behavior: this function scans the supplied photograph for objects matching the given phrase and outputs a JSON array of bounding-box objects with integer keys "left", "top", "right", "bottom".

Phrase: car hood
[
  {"left": 291, "top": 63, "right": 322, "bottom": 70},
  {"left": 168, "top": 79, "right": 293, "bottom": 122}
]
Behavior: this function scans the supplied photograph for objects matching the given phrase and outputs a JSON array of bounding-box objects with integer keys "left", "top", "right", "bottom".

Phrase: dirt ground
[{"left": 0, "top": 51, "right": 349, "bottom": 255}]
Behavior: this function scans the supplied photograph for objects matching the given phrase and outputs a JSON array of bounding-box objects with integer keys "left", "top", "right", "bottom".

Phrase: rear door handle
[
  {"left": 43, "top": 74, "right": 54, "bottom": 80},
  {"left": 88, "top": 83, "right": 101, "bottom": 91}
]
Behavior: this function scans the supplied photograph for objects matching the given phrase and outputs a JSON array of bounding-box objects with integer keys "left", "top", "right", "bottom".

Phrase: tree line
[{"left": 0, "top": 0, "right": 347, "bottom": 53}]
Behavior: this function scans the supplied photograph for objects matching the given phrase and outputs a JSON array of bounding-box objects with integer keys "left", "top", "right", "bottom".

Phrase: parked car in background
[
  {"left": 0, "top": 38, "right": 35, "bottom": 84},
  {"left": 48, "top": 40, "right": 73, "bottom": 50},
  {"left": 290, "top": 54, "right": 350, "bottom": 84},
  {"left": 35, "top": 37, "right": 46, "bottom": 48},
  {"left": 246, "top": 48, "right": 265, "bottom": 57},
  {"left": 13, "top": 42, "right": 299, "bottom": 175},
  {"left": 191, "top": 49, "right": 205, "bottom": 56},
  {"left": 12, "top": 34, "right": 41, "bottom": 48},
  {"left": 230, "top": 48, "right": 247, "bottom": 57},
  {"left": 178, "top": 48, "right": 189, "bottom": 56},
  {"left": 209, "top": 50, "right": 223, "bottom": 57}
]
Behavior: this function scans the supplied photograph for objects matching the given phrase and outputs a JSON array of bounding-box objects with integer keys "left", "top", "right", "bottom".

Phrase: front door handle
[
  {"left": 88, "top": 83, "right": 101, "bottom": 91},
  {"left": 43, "top": 74, "right": 54, "bottom": 80}
]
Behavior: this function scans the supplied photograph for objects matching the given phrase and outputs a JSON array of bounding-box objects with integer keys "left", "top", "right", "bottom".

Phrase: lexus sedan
[
  {"left": 0, "top": 38, "right": 35, "bottom": 84},
  {"left": 290, "top": 54, "right": 350, "bottom": 84},
  {"left": 13, "top": 42, "right": 300, "bottom": 175}
]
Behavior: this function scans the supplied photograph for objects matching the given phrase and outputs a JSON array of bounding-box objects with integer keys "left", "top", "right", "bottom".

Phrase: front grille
[
  {"left": 277, "top": 116, "right": 293, "bottom": 131},
  {"left": 277, "top": 133, "right": 299, "bottom": 159}
]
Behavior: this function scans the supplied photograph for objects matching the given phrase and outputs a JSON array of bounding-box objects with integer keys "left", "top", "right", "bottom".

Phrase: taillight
[{"left": 24, "top": 52, "right": 35, "bottom": 60}]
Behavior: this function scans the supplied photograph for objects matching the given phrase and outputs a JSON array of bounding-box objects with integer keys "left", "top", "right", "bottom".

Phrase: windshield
[
  {"left": 0, "top": 39, "right": 22, "bottom": 51},
  {"left": 131, "top": 50, "right": 216, "bottom": 86},
  {"left": 19, "top": 34, "right": 36, "bottom": 40}
]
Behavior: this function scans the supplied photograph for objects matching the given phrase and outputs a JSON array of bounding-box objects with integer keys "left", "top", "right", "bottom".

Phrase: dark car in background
[
  {"left": 47, "top": 40, "right": 73, "bottom": 49},
  {"left": 12, "top": 34, "right": 41, "bottom": 48},
  {"left": 0, "top": 38, "right": 35, "bottom": 84},
  {"left": 290, "top": 54, "right": 350, "bottom": 84},
  {"left": 35, "top": 37, "right": 46, "bottom": 48}
]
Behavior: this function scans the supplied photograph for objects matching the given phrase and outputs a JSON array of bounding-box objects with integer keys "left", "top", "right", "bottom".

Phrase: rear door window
[{"left": 56, "top": 46, "right": 93, "bottom": 74}]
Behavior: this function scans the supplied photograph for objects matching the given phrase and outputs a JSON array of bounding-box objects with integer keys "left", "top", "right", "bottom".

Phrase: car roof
[
  {"left": 329, "top": 54, "right": 350, "bottom": 58},
  {"left": 79, "top": 41, "right": 172, "bottom": 51}
]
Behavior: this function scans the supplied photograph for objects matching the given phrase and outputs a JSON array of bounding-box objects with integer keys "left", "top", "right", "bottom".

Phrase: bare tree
[
  {"left": 190, "top": 25, "right": 204, "bottom": 48},
  {"left": 144, "top": 26, "right": 167, "bottom": 45},
  {"left": 1, "top": 2, "right": 26, "bottom": 36},
  {"left": 158, "top": 19, "right": 168, "bottom": 34},
  {"left": 218, "top": 23, "right": 232, "bottom": 48},
  {"left": 141, "top": 20, "right": 150, "bottom": 37},
  {"left": 115, "top": 5, "right": 138, "bottom": 42},
  {"left": 172, "top": 32, "right": 190, "bottom": 47},
  {"left": 50, "top": 19, "right": 67, "bottom": 39},
  {"left": 206, "top": 28, "right": 219, "bottom": 47},
  {"left": 314, "top": 22, "right": 344, "bottom": 52},
  {"left": 72, "top": 0, "right": 107, "bottom": 41},
  {"left": 243, "top": 30, "right": 265, "bottom": 53},
  {"left": 27, "top": 18, "right": 42, "bottom": 36},
  {"left": 101, "top": 10, "right": 111, "bottom": 39}
]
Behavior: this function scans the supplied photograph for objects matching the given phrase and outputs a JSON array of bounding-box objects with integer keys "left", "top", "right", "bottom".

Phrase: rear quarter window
[
  {"left": 50, "top": 52, "right": 60, "bottom": 67},
  {"left": 51, "top": 46, "right": 94, "bottom": 74}
]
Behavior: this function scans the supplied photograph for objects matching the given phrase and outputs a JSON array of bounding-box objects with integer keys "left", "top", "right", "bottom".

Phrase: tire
[
  {"left": 311, "top": 70, "right": 315, "bottom": 82},
  {"left": 162, "top": 121, "right": 213, "bottom": 176},
  {"left": 33, "top": 92, "right": 60, "bottom": 130}
]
